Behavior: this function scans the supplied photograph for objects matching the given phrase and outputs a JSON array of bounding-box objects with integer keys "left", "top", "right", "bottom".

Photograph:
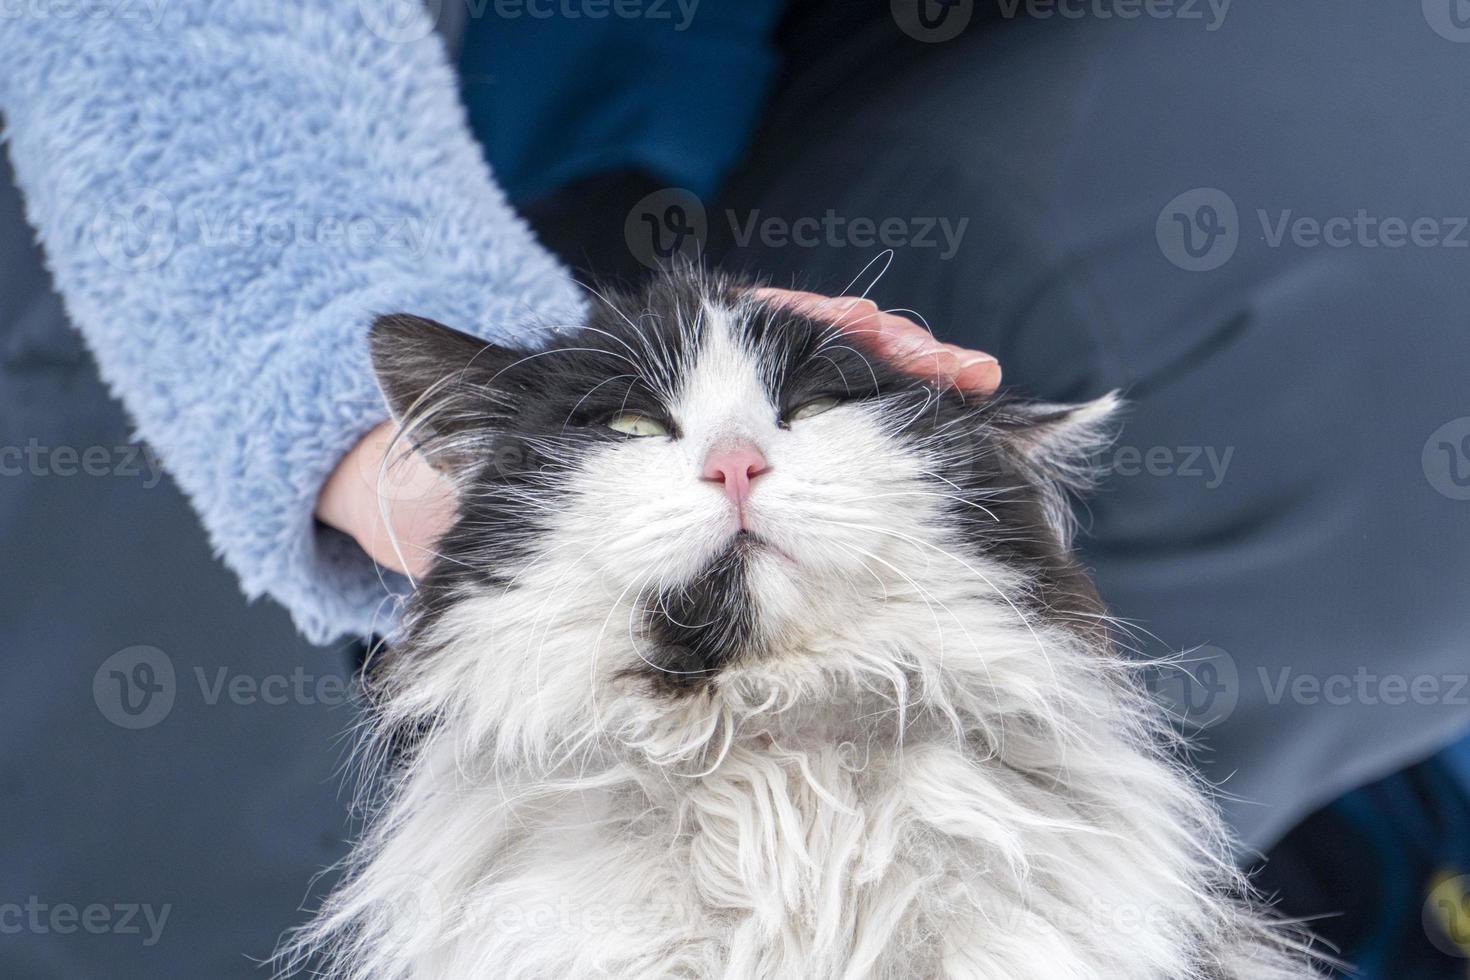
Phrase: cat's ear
[
  {"left": 369, "top": 313, "right": 523, "bottom": 470},
  {"left": 994, "top": 391, "right": 1123, "bottom": 492},
  {"left": 991, "top": 392, "right": 1122, "bottom": 548}
]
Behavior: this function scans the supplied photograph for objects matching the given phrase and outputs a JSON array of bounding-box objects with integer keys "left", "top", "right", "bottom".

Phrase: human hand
[
  {"left": 317, "top": 292, "right": 1001, "bottom": 577},
  {"left": 752, "top": 287, "right": 1002, "bottom": 395},
  {"left": 316, "top": 419, "right": 457, "bottom": 579}
]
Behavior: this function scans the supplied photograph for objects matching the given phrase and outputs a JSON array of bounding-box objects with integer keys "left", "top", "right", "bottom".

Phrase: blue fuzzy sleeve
[{"left": 0, "top": 2, "right": 584, "bottom": 643}]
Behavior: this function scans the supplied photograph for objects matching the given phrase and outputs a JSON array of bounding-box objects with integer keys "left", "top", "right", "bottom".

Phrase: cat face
[{"left": 370, "top": 274, "right": 1115, "bottom": 736}]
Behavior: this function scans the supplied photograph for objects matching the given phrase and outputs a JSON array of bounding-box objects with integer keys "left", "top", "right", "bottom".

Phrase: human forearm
[{"left": 0, "top": 2, "right": 584, "bottom": 641}]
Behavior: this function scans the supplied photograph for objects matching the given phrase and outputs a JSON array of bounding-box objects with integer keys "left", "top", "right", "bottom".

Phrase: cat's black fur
[{"left": 370, "top": 272, "right": 1105, "bottom": 696}]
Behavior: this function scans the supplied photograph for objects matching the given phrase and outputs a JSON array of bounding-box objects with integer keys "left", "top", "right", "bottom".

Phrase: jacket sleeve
[{"left": 0, "top": 2, "right": 585, "bottom": 643}]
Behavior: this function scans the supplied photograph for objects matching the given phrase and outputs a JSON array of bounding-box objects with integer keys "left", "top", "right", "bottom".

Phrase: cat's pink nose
[{"left": 702, "top": 445, "right": 768, "bottom": 508}]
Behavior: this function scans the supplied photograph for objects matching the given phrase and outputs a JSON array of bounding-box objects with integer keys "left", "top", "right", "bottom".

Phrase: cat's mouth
[
  {"left": 729, "top": 529, "right": 796, "bottom": 566},
  {"left": 632, "top": 529, "right": 801, "bottom": 693}
]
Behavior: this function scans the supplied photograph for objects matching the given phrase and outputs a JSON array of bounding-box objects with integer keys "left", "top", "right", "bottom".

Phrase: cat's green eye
[
  {"left": 606, "top": 412, "right": 670, "bottom": 437},
  {"left": 788, "top": 396, "right": 841, "bottom": 422}
]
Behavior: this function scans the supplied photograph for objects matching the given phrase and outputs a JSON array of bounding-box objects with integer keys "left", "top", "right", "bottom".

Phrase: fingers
[
  {"left": 751, "top": 288, "right": 1001, "bottom": 395},
  {"left": 317, "top": 420, "right": 458, "bottom": 579}
]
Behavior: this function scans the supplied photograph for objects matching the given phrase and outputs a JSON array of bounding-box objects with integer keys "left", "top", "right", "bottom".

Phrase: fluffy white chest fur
[{"left": 287, "top": 275, "right": 1318, "bottom": 979}]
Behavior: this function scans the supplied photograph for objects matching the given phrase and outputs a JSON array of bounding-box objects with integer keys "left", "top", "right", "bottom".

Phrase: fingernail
[
  {"left": 957, "top": 353, "right": 998, "bottom": 368},
  {"left": 954, "top": 358, "right": 1002, "bottom": 391},
  {"left": 835, "top": 297, "right": 880, "bottom": 313}
]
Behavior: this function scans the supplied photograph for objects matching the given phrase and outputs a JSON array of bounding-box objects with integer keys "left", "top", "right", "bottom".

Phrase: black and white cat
[{"left": 291, "top": 272, "right": 1319, "bottom": 978}]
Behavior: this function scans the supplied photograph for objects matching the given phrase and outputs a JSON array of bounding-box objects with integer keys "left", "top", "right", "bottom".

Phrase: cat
[{"left": 286, "top": 271, "right": 1320, "bottom": 979}]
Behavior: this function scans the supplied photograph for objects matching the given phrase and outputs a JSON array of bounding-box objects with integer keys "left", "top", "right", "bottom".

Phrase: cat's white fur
[{"left": 288, "top": 300, "right": 1316, "bottom": 979}]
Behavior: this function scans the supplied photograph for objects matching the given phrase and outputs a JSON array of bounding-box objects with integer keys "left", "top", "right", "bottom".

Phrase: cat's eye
[
  {"left": 606, "top": 412, "right": 670, "bottom": 437},
  {"left": 788, "top": 396, "right": 841, "bottom": 422}
]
